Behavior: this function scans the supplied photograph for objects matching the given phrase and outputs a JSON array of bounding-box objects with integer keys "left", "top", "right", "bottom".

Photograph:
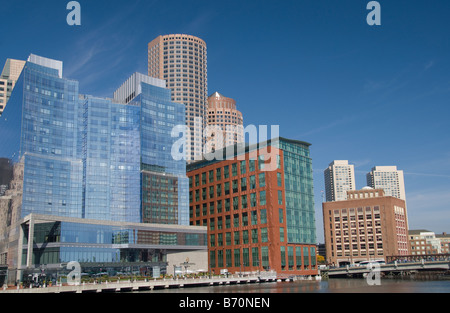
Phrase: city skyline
[{"left": 0, "top": 0, "right": 449, "bottom": 242}]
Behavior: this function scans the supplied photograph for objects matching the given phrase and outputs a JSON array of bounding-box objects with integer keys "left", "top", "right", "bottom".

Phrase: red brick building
[
  {"left": 187, "top": 138, "right": 318, "bottom": 276},
  {"left": 322, "top": 188, "right": 409, "bottom": 266}
]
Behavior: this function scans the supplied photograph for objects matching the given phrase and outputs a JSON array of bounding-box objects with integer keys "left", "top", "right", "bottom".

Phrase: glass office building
[{"left": 0, "top": 55, "right": 206, "bottom": 281}]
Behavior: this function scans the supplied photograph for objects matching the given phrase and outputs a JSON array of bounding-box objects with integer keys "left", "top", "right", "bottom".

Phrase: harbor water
[{"left": 147, "top": 278, "right": 450, "bottom": 293}]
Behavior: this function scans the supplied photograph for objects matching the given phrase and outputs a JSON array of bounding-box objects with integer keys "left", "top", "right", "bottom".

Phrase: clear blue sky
[{"left": 1, "top": 0, "right": 449, "bottom": 242}]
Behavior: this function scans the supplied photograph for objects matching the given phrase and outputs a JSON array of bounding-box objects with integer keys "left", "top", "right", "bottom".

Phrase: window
[
  {"left": 224, "top": 181, "right": 230, "bottom": 195},
  {"left": 201, "top": 172, "right": 206, "bottom": 185},
  {"left": 279, "top": 208, "right": 284, "bottom": 223},
  {"left": 226, "top": 249, "right": 232, "bottom": 267},
  {"left": 240, "top": 160, "right": 246, "bottom": 174},
  {"left": 224, "top": 165, "right": 229, "bottom": 178},
  {"left": 233, "top": 196, "right": 239, "bottom": 210},
  {"left": 232, "top": 179, "right": 238, "bottom": 193},
  {"left": 280, "top": 227, "right": 285, "bottom": 242},
  {"left": 234, "top": 231, "right": 240, "bottom": 245},
  {"left": 243, "top": 248, "right": 250, "bottom": 266},
  {"left": 216, "top": 168, "right": 221, "bottom": 181},
  {"left": 241, "top": 195, "right": 247, "bottom": 208},
  {"left": 260, "top": 209, "right": 267, "bottom": 224},
  {"left": 250, "top": 193, "right": 257, "bottom": 207},
  {"left": 261, "top": 228, "right": 268, "bottom": 243},
  {"left": 249, "top": 175, "right": 256, "bottom": 189},
  {"left": 225, "top": 198, "right": 230, "bottom": 212},
  {"left": 233, "top": 214, "right": 240, "bottom": 227},
  {"left": 260, "top": 191, "right": 266, "bottom": 206},
  {"left": 261, "top": 246, "right": 269, "bottom": 268},
  {"left": 251, "top": 210, "right": 258, "bottom": 225},
  {"left": 232, "top": 163, "right": 237, "bottom": 176},
  {"left": 225, "top": 215, "right": 231, "bottom": 228},
  {"left": 249, "top": 159, "right": 256, "bottom": 172},
  {"left": 241, "top": 177, "right": 247, "bottom": 191},
  {"left": 234, "top": 249, "right": 241, "bottom": 267},
  {"left": 258, "top": 173, "right": 265, "bottom": 187},
  {"left": 280, "top": 246, "right": 286, "bottom": 269},
  {"left": 243, "top": 230, "right": 249, "bottom": 244},
  {"left": 296, "top": 248, "right": 302, "bottom": 269},
  {"left": 252, "top": 247, "right": 259, "bottom": 266},
  {"left": 251, "top": 228, "right": 258, "bottom": 243},
  {"left": 242, "top": 212, "right": 248, "bottom": 226},
  {"left": 216, "top": 184, "right": 222, "bottom": 197}
]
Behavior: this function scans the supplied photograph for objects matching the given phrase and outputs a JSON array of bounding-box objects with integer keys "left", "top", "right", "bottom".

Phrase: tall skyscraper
[
  {"left": 324, "top": 160, "right": 355, "bottom": 202},
  {"left": 0, "top": 59, "right": 25, "bottom": 115},
  {"left": 366, "top": 166, "right": 406, "bottom": 200},
  {"left": 148, "top": 34, "right": 208, "bottom": 162},
  {"left": 0, "top": 54, "right": 207, "bottom": 283},
  {"left": 206, "top": 91, "right": 244, "bottom": 150}
]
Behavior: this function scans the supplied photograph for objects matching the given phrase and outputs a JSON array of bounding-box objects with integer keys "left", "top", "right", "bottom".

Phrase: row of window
[
  {"left": 195, "top": 208, "right": 285, "bottom": 228},
  {"left": 209, "top": 246, "right": 316, "bottom": 271},
  {"left": 190, "top": 159, "right": 281, "bottom": 187},
  {"left": 190, "top": 191, "right": 268, "bottom": 216}
]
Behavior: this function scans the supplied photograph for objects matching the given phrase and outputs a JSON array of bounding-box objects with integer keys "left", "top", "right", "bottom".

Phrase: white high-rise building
[
  {"left": 0, "top": 58, "right": 26, "bottom": 115},
  {"left": 324, "top": 160, "right": 355, "bottom": 202},
  {"left": 366, "top": 166, "right": 406, "bottom": 201},
  {"left": 148, "top": 34, "right": 207, "bottom": 162}
]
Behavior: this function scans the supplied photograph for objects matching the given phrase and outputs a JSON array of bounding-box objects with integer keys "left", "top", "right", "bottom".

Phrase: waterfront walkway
[{"left": 0, "top": 273, "right": 280, "bottom": 294}]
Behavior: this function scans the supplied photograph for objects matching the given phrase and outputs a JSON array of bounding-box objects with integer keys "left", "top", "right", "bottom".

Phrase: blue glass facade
[
  {"left": 1, "top": 55, "right": 204, "bottom": 274},
  {"left": 80, "top": 96, "right": 141, "bottom": 222},
  {"left": 19, "top": 61, "right": 83, "bottom": 218},
  {"left": 138, "top": 83, "right": 189, "bottom": 225},
  {"left": 8, "top": 58, "right": 189, "bottom": 225},
  {"left": 23, "top": 219, "right": 206, "bottom": 266},
  {"left": 279, "top": 138, "right": 316, "bottom": 245}
]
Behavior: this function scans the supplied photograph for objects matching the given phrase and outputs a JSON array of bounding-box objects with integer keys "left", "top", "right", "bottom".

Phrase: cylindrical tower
[{"left": 148, "top": 34, "right": 207, "bottom": 162}]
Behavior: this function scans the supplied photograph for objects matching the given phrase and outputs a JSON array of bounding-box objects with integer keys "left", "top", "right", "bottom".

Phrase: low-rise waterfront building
[{"left": 409, "top": 230, "right": 450, "bottom": 255}]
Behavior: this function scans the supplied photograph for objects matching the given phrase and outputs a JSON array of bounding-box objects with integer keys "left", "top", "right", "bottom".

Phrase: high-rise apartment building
[
  {"left": 366, "top": 166, "right": 406, "bottom": 200},
  {"left": 324, "top": 160, "right": 355, "bottom": 202},
  {"left": 0, "top": 59, "right": 25, "bottom": 115},
  {"left": 187, "top": 138, "right": 317, "bottom": 276},
  {"left": 0, "top": 54, "right": 207, "bottom": 284},
  {"left": 206, "top": 91, "right": 244, "bottom": 150},
  {"left": 148, "top": 34, "right": 208, "bottom": 162},
  {"left": 322, "top": 187, "right": 409, "bottom": 266}
]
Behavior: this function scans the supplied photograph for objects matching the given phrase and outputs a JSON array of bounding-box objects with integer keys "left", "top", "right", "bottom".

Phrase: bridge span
[{"left": 323, "top": 260, "right": 450, "bottom": 278}]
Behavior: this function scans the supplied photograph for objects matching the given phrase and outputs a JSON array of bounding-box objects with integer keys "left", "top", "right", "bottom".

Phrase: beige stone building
[
  {"left": 324, "top": 160, "right": 356, "bottom": 202},
  {"left": 409, "top": 230, "right": 450, "bottom": 255},
  {"left": 206, "top": 91, "right": 244, "bottom": 150},
  {"left": 0, "top": 59, "right": 26, "bottom": 115},
  {"left": 322, "top": 187, "right": 409, "bottom": 266},
  {"left": 148, "top": 34, "right": 207, "bottom": 162}
]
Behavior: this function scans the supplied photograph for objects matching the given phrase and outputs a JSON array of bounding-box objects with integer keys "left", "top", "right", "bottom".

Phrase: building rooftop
[{"left": 187, "top": 137, "right": 311, "bottom": 171}]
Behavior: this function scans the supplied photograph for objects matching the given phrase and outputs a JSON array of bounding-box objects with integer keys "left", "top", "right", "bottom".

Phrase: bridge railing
[{"left": 386, "top": 254, "right": 450, "bottom": 263}]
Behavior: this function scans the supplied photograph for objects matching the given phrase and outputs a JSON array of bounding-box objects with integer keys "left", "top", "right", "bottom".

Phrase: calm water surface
[{"left": 148, "top": 278, "right": 450, "bottom": 293}]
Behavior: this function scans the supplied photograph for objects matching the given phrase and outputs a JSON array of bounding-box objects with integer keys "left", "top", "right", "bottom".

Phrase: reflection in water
[{"left": 148, "top": 278, "right": 450, "bottom": 293}]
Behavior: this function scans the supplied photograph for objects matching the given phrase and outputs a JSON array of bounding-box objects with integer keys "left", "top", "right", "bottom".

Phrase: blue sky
[{"left": 1, "top": 0, "right": 449, "bottom": 242}]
